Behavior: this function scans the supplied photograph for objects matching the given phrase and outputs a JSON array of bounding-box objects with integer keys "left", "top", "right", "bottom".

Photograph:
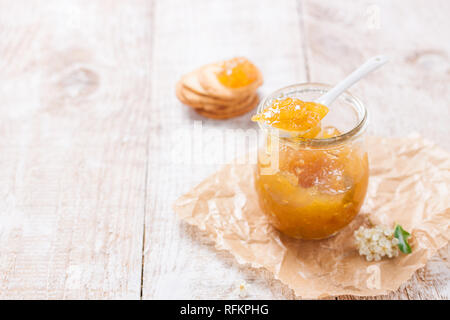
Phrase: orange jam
[
  {"left": 217, "top": 57, "right": 259, "bottom": 88},
  {"left": 253, "top": 98, "right": 369, "bottom": 239},
  {"left": 251, "top": 97, "right": 329, "bottom": 135}
]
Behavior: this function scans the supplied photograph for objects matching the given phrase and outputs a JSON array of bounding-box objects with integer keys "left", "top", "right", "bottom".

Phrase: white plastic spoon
[
  {"left": 262, "top": 56, "right": 388, "bottom": 138},
  {"left": 315, "top": 55, "right": 388, "bottom": 106}
]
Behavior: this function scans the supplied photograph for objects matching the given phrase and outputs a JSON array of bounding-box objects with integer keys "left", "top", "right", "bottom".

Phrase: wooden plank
[
  {"left": 144, "top": 0, "right": 449, "bottom": 299},
  {"left": 1, "top": 0, "right": 446, "bottom": 300},
  {"left": 301, "top": 0, "right": 450, "bottom": 299},
  {"left": 301, "top": 0, "right": 450, "bottom": 148},
  {"left": 142, "top": 0, "right": 306, "bottom": 299},
  {"left": 0, "top": 0, "right": 153, "bottom": 299}
]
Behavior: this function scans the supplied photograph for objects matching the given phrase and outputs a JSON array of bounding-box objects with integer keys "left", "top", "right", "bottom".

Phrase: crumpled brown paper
[{"left": 174, "top": 136, "right": 450, "bottom": 298}]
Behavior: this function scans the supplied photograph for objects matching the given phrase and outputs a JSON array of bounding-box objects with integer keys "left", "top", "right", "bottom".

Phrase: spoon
[
  {"left": 262, "top": 55, "right": 388, "bottom": 138},
  {"left": 315, "top": 55, "right": 388, "bottom": 106},
  {"left": 279, "top": 56, "right": 388, "bottom": 137}
]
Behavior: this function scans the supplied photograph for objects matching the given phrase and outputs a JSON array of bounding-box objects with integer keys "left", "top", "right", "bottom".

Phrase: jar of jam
[{"left": 254, "top": 83, "right": 369, "bottom": 240}]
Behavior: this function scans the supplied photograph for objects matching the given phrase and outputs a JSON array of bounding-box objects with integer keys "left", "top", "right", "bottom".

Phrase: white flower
[
  {"left": 234, "top": 281, "right": 248, "bottom": 298},
  {"left": 354, "top": 225, "right": 400, "bottom": 261}
]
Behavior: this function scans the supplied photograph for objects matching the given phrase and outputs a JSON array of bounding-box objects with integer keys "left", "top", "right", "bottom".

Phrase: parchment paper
[{"left": 173, "top": 135, "right": 450, "bottom": 298}]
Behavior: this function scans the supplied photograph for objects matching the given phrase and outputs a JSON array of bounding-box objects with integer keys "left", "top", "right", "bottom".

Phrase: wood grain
[
  {"left": 301, "top": 0, "right": 450, "bottom": 299},
  {"left": 0, "top": 0, "right": 447, "bottom": 300},
  {"left": 141, "top": 0, "right": 307, "bottom": 299},
  {"left": 141, "top": 0, "right": 449, "bottom": 299},
  {"left": 0, "top": 0, "right": 152, "bottom": 299},
  {"left": 301, "top": 0, "right": 450, "bottom": 148}
]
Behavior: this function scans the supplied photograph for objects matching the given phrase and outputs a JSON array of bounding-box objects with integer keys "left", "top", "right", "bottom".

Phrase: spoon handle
[{"left": 316, "top": 55, "right": 388, "bottom": 106}]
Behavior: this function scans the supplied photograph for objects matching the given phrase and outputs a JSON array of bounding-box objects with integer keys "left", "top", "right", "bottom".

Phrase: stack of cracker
[{"left": 176, "top": 57, "right": 263, "bottom": 119}]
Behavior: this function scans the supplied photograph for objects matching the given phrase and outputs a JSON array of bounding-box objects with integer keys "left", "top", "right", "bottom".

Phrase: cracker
[
  {"left": 194, "top": 94, "right": 259, "bottom": 119},
  {"left": 176, "top": 58, "right": 263, "bottom": 119},
  {"left": 198, "top": 63, "right": 263, "bottom": 100},
  {"left": 199, "top": 92, "right": 255, "bottom": 113},
  {"left": 180, "top": 70, "right": 211, "bottom": 97},
  {"left": 177, "top": 80, "right": 251, "bottom": 109},
  {"left": 176, "top": 80, "right": 256, "bottom": 113},
  {"left": 175, "top": 81, "right": 193, "bottom": 106}
]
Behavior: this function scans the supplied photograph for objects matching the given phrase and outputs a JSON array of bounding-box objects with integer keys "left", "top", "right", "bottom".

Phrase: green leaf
[{"left": 394, "top": 224, "right": 412, "bottom": 254}]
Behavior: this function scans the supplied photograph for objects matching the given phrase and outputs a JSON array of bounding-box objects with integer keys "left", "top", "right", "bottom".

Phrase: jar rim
[{"left": 256, "top": 82, "right": 368, "bottom": 147}]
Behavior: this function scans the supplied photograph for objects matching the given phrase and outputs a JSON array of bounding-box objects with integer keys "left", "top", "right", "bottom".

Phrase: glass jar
[{"left": 255, "top": 83, "right": 369, "bottom": 240}]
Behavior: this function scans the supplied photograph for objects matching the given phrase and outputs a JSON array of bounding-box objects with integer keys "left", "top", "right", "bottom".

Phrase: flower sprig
[{"left": 354, "top": 224, "right": 412, "bottom": 261}]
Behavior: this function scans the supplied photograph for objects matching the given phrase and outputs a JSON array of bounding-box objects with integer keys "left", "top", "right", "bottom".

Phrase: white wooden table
[{"left": 0, "top": 0, "right": 448, "bottom": 299}]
